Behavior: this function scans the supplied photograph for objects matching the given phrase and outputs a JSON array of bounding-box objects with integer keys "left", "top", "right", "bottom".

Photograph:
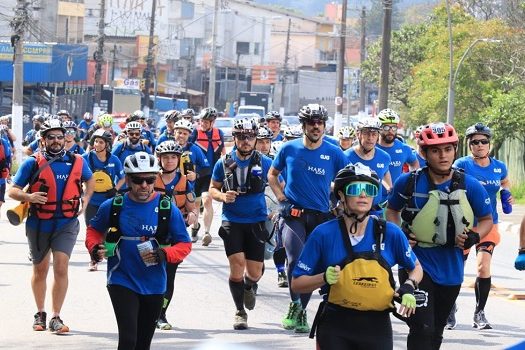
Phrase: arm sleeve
[{"left": 211, "top": 159, "right": 225, "bottom": 182}]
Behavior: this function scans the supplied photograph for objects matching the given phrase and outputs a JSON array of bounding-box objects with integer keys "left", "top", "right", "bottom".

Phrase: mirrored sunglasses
[
  {"left": 129, "top": 176, "right": 156, "bottom": 185},
  {"left": 344, "top": 182, "right": 378, "bottom": 197}
]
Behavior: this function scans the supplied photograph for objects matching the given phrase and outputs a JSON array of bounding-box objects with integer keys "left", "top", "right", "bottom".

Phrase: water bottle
[
  {"left": 500, "top": 189, "right": 512, "bottom": 214},
  {"left": 251, "top": 165, "right": 262, "bottom": 177}
]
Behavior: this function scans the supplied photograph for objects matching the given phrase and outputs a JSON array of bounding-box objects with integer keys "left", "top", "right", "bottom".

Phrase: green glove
[
  {"left": 324, "top": 265, "right": 340, "bottom": 285},
  {"left": 401, "top": 293, "right": 416, "bottom": 309}
]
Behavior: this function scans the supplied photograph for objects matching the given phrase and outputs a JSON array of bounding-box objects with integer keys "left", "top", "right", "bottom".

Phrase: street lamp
[{"left": 446, "top": 38, "right": 502, "bottom": 125}]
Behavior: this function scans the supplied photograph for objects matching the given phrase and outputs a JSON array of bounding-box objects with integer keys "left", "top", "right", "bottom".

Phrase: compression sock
[
  {"left": 475, "top": 277, "right": 491, "bottom": 312},
  {"left": 229, "top": 279, "right": 245, "bottom": 311},
  {"left": 244, "top": 275, "right": 257, "bottom": 290}
]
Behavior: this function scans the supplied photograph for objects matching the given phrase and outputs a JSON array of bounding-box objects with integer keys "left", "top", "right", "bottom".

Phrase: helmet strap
[{"left": 342, "top": 203, "right": 369, "bottom": 234}]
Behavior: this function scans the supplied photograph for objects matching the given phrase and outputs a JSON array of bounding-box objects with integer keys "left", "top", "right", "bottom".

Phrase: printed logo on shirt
[
  {"left": 372, "top": 242, "right": 385, "bottom": 251},
  {"left": 390, "top": 161, "right": 402, "bottom": 167},
  {"left": 320, "top": 154, "right": 330, "bottom": 160},
  {"left": 395, "top": 149, "right": 403, "bottom": 154},
  {"left": 107, "top": 163, "right": 115, "bottom": 167},
  {"left": 493, "top": 168, "right": 502, "bottom": 173},
  {"left": 297, "top": 261, "right": 311, "bottom": 272},
  {"left": 376, "top": 163, "right": 385, "bottom": 169},
  {"left": 308, "top": 165, "right": 326, "bottom": 176},
  {"left": 56, "top": 174, "right": 69, "bottom": 181},
  {"left": 141, "top": 224, "right": 158, "bottom": 233},
  {"left": 485, "top": 198, "right": 491, "bottom": 205}
]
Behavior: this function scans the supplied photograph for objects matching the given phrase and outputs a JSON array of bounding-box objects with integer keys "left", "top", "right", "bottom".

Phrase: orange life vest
[
  {"left": 154, "top": 173, "right": 188, "bottom": 214},
  {"left": 0, "top": 141, "right": 9, "bottom": 179},
  {"left": 195, "top": 128, "right": 223, "bottom": 162},
  {"left": 29, "top": 152, "right": 83, "bottom": 219}
]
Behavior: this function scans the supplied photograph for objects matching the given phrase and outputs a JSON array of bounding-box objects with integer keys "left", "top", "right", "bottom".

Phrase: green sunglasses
[{"left": 344, "top": 182, "right": 379, "bottom": 197}]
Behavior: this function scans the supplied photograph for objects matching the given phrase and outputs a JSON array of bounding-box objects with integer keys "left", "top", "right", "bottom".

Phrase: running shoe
[
  {"left": 445, "top": 304, "right": 457, "bottom": 330},
  {"left": 282, "top": 302, "right": 300, "bottom": 330},
  {"left": 48, "top": 316, "right": 69, "bottom": 334},
  {"left": 157, "top": 314, "right": 172, "bottom": 330},
  {"left": 294, "top": 309, "right": 310, "bottom": 333},
  {"left": 233, "top": 310, "right": 248, "bottom": 330},
  {"left": 473, "top": 310, "right": 492, "bottom": 330},
  {"left": 277, "top": 271, "right": 289, "bottom": 288},
  {"left": 244, "top": 287, "right": 256, "bottom": 310},
  {"left": 191, "top": 223, "right": 200, "bottom": 243},
  {"left": 33, "top": 312, "right": 47, "bottom": 331},
  {"left": 88, "top": 261, "right": 98, "bottom": 272},
  {"left": 202, "top": 232, "right": 212, "bottom": 246}
]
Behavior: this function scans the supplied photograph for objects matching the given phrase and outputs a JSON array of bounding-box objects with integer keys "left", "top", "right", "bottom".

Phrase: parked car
[{"left": 215, "top": 117, "right": 235, "bottom": 142}]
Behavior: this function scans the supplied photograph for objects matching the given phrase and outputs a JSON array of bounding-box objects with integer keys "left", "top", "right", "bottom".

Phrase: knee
[{"left": 53, "top": 262, "right": 69, "bottom": 279}]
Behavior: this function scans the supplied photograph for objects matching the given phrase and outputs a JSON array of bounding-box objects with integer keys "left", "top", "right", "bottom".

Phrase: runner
[
  {"left": 386, "top": 122, "right": 493, "bottom": 349},
  {"left": 85, "top": 152, "right": 191, "bottom": 349}
]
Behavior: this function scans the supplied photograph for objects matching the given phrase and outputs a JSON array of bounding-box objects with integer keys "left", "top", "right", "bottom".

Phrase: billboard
[{"left": 0, "top": 42, "right": 88, "bottom": 83}]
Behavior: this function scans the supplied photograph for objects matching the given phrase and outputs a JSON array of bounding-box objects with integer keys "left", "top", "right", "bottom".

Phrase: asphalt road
[{"left": 1, "top": 199, "right": 524, "bottom": 350}]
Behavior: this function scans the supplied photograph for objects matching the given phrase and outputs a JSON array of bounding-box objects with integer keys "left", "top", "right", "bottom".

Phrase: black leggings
[
  {"left": 406, "top": 272, "right": 461, "bottom": 350},
  {"left": 317, "top": 305, "right": 392, "bottom": 350},
  {"left": 107, "top": 284, "right": 164, "bottom": 350},
  {"left": 160, "top": 262, "right": 180, "bottom": 317}
]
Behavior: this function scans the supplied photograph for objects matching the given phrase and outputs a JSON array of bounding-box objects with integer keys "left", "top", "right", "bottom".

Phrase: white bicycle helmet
[
  {"left": 283, "top": 125, "right": 303, "bottom": 139},
  {"left": 125, "top": 121, "right": 142, "bottom": 132},
  {"left": 338, "top": 126, "right": 356, "bottom": 139},
  {"left": 155, "top": 140, "right": 184, "bottom": 155},
  {"left": 174, "top": 119, "right": 194, "bottom": 133},
  {"left": 257, "top": 125, "right": 273, "bottom": 139},
  {"left": 270, "top": 140, "right": 284, "bottom": 156},
  {"left": 40, "top": 118, "right": 66, "bottom": 136},
  {"left": 357, "top": 117, "right": 382, "bottom": 131},
  {"left": 124, "top": 152, "right": 160, "bottom": 174}
]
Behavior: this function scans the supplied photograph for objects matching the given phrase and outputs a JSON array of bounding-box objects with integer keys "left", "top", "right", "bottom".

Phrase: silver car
[{"left": 215, "top": 117, "right": 235, "bottom": 142}]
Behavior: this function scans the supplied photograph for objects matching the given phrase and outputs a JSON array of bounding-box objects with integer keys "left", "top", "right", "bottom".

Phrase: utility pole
[
  {"left": 111, "top": 43, "right": 117, "bottom": 82},
  {"left": 143, "top": 0, "right": 157, "bottom": 112},
  {"left": 336, "top": 0, "right": 347, "bottom": 115},
  {"left": 378, "top": 0, "right": 392, "bottom": 110},
  {"left": 208, "top": 0, "right": 220, "bottom": 108},
  {"left": 234, "top": 52, "right": 241, "bottom": 102},
  {"left": 94, "top": 0, "right": 105, "bottom": 107},
  {"left": 280, "top": 18, "right": 291, "bottom": 112},
  {"left": 10, "top": 0, "right": 28, "bottom": 159},
  {"left": 359, "top": 6, "right": 367, "bottom": 112}
]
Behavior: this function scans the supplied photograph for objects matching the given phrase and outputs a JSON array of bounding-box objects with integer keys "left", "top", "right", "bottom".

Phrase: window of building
[
  {"left": 253, "top": 43, "right": 260, "bottom": 55},
  {"left": 236, "top": 42, "right": 250, "bottom": 55}
]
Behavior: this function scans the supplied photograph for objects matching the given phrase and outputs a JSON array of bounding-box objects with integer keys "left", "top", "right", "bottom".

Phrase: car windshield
[
  {"left": 215, "top": 119, "right": 233, "bottom": 128},
  {"left": 282, "top": 115, "right": 300, "bottom": 126}
]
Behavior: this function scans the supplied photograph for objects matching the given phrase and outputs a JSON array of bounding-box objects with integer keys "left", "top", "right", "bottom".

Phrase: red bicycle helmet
[{"left": 418, "top": 122, "right": 458, "bottom": 147}]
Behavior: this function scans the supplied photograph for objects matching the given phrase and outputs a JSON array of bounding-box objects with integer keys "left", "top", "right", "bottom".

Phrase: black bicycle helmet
[
  {"left": 298, "top": 104, "right": 328, "bottom": 122},
  {"left": 333, "top": 163, "right": 380, "bottom": 196},
  {"left": 265, "top": 111, "right": 282, "bottom": 122},
  {"left": 465, "top": 122, "right": 492, "bottom": 139}
]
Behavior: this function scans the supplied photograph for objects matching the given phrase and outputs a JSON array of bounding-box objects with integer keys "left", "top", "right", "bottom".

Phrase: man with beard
[
  {"left": 344, "top": 117, "right": 392, "bottom": 217},
  {"left": 268, "top": 104, "right": 347, "bottom": 333},
  {"left": 8, "top": 118, "right": 94, "bottom": 334},
  {"left": 23, "top": 115, "right": 45, "bottom": 146},
  {"left": 112, "top": 121, "right": 152, "bottom": 166},
  {"left": 209, "top": 118, "right": 273, "bottom": 330},
  {"left": 189, "top": 107, "right": 226, "bottom": 246},
  {"left": 387, "top": 122, "right": 493, "bottom": 350}
]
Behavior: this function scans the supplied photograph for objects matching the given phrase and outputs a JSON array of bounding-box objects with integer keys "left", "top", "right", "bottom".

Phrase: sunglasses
[
  {"left": 127, "top": 132, "right": 141, "bottom": 137},
  {"left": 305, "top": 120, "right": 324, "bottom": 126},
  {"left": 129, "top": 176, "right": 157, "bottom": 185},
  {"left": 344, "top": 182, "right": 379, "bottom": 197},
  {"left": 470, "top": 139, "right": 489, "bottom": 146},
  {"left": 381, "top": 125, "right": 398, "bottom": 132},
  {"left": 46, "top": 134, "right": 65, "bottom": 141},
  {"left": 235, "top": 134, "right": 256, "bottom": 141},
  {"left": 65, "top": 130, "right": 76, "bottom": 135}
]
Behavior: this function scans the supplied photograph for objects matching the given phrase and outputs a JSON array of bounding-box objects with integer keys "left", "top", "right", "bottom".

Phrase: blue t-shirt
[
  {"left": 454, "top": 156, "right": 508, "bottom": 224},
  {"left": 28, "top": 139, "right": 39, "bottom": 153},
  {"left": 89, "top": 192, "right": 190, "bottom": 295},
  {"left": 182, "top": 142, "right": 210, "bottom": 175},
  {"left": 111, "top": 141, "right": 152, "bottom": 165},
  {"left": 212, "top": 151, "right": 272, "bottom": 223},
  {"left": 272, "top": 138, "right": 347, "bottom": 212},
  {"left": 0, "top": 138, "right": 12, "bottom": 185},
  {"left": 189, "top": 128, "right": 225, "bottom": 167},
  {"left": 159, "top": 171, "right": 195, "bottom": 198},
  {"left": 24, "top": 129, "right": 38, "bottom": 145},
  {"left": 82, "top": 151, "right": 124, "bottom": 207},
  {"left": 67, "top": 143, "right": 85, "bottom": 155},
  {"left": 293, "top": 217, "right": 417, "bottom": 298},
  {"left": 141, "top": 129, "right": 157, "bottom": 150},
  {"left": 272, "top": 133, "right": 284, "bottom": 142},
  {"left": 344, "top": 147, "right": 391, "bottom": 207},
  {"left": 78, "top": 120, "right": 95, "bottom": 139},
  {"left": 377, "top": 139, "right": 417, "bottom": 183},
  {"left": 415, "top": 150, "right": 426, "bottom": 168},
  {"left": 13, "top": 152, "right": 93, "bottom": 232},
  {"left": 157, "top": 132, "right": 176, "bottom": 146},
  {"left": 323, "top": 135, "right": 339, "bottom": 146},
  {"left": 387, "top": 170, "right": 492, "bottom": 285}
]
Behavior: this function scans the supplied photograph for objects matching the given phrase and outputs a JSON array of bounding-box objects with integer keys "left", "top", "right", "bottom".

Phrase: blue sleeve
[
  {"left": 293, "top": 230, "right": 323, "bottom": 278},
  {"left": 111, "top": 143, "right": 122, "bottom": 156},
  {"left": 271, "top": 143, "right": 286, "bottom": 172},
  {"left": 405, "top": 145, "right": 417, "bottom": 163},
  {"left": 169, "top": 207, "right": 191, "bottom": 243},
  {"left": 211, "top": 159, "right": 225, "bottom": 182},
  {"left": 387, "top": 172, "right": 411, "bottom": 211},
  {"left": 388, "top": 223, "right": 417, "bottom": 270},
  {"left": 465, "top": 175, "right": 492, "bottom": 218},
  {"left": 453, "top": 157, "right": 466, "bottom": 170},
  {"left": 335, "top": 147, "right": 347, "bottom": 175},
  {"left": 189, "top": 130, "right": 197, "bottom": 144},
  {"left": 29, "top": 139, "right": 39, "bottom": 151},
  {"left": 501, "top": 161, "right": 508, "bottom": 180},
  {"left": 262, "top": 155, "right": 273, "bottom": 182},
  {"left": 89, "top": 198, "right": 112, "bottom": 231},
  {"left": 13, "top": 157, "right": 37, "bottom": 187},
  {"left": 194, "top": 146, "right": 210, "bottom": 168},
  {"left": 114, "top": 156, "right": 124, "bottom": 181},
  {"left": 80, "top": 157, "right": 93, "bottom": 181}
]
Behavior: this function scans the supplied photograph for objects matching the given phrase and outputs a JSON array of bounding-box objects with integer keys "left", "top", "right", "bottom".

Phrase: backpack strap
[
  {"left": 107, "top": 194, "right": 124, "bottom": 243},
  {"left": 156, "top": 194, "right": 172, "bottom": 245},
  {"left": 372, "top": 217, "right": 386, "bottom": 256}
]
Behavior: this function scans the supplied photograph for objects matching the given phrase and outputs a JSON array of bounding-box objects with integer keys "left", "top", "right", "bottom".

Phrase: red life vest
[
  {"left": 195, "top": 128, "right": 223, "bottom": 161},
  {"left": 154, "top": 173, "right": 188, "bottom": 214},
  {"left": 29, "top": 153, "right": 83, "bottom": 219},
  {"left": 0, "top": 141, "right": 9, "bottom": 179}
]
